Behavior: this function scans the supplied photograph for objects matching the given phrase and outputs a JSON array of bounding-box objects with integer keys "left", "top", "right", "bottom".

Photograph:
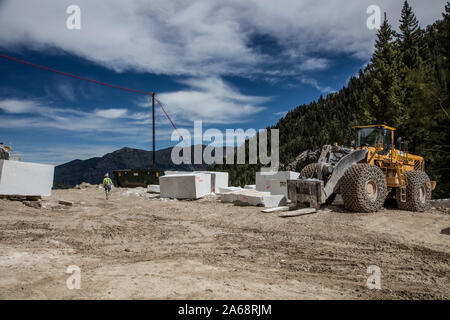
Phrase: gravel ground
[{"left": 0, "top": 186, "right": 449, "bottom": 299}]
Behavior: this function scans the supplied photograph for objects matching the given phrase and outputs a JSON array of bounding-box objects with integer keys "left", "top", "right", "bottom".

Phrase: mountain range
[{"left": 53, "top": 146, "right": 206, "bottom": 188}]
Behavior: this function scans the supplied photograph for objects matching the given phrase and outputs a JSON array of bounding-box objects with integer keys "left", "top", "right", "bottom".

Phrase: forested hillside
[{"left": 215, "top": 1, "right": 450, "bottom": 198}]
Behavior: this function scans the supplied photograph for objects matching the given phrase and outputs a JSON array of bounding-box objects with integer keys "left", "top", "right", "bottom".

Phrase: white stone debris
[
  {"left": 121, "top": 187, "right": 147, "bottom": 197},
  {"left": 147, "top": 185, "right": 160, "bottom": 193}
]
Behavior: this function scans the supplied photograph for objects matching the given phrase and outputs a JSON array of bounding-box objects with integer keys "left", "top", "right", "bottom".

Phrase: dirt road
[{"left": 0, "top": 186, "right": 449, "bottom": 299}]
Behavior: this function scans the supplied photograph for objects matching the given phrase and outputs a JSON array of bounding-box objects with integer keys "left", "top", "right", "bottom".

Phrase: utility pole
[{"left": 152, "top": 92, "right": 156, "bottom": 169}]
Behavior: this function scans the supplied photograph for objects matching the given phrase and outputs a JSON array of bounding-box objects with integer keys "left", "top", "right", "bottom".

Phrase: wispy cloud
[
  {"left": 0, "top": 98, "right": 139, "bottom": 133},
  {"left": 299, "top": 77, "right": 335, "bottom": 94},
  {"left": 56, "top": 82, "right": 76, "bottom": 101},
  {"left": 95, "top": 108, "right": 128, "bottom": 119},
  {"left": 138, "top": 77, "right": 269, "bottom": 124},
  {"left": 13, "top": 143, "right": 125, "bottom": 165},
  {"left": 274, "top": 110, "right": 288, "bottom": 117}
]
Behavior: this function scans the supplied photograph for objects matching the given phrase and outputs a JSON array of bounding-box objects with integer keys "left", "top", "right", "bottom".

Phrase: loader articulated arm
[{"left": 322, "top": 149, "right": 368, "bottom": 198}]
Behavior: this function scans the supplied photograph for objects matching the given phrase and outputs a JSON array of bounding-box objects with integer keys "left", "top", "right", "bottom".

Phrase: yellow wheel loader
[{"left": 287, "top": 125, "right": 436, "bottom": 212}]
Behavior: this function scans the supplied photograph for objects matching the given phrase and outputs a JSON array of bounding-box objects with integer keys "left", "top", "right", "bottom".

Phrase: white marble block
[
  {"left": 159, "top": 173, "right": 211, "bottom": 199},
  {"left": 195, "top": 171, "right": 228, "bottom": 193},
  {"left": 0, "top": 160, "right": 54, "bottom": 197},
  {"left": 256, "top": 171, "right": 299, "bottom": 198}
]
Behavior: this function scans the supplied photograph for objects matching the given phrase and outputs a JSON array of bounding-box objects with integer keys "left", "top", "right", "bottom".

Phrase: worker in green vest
[{"left": 102, "top": 173, "right": 113, "bottom": 200}]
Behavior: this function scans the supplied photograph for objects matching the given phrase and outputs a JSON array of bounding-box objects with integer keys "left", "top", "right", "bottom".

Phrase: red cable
[
  {"left": 0, "top": 53, "right": 154, "bottom": 97},
  {"left": 0, "top": 52, "right": 207, "bottom": 170},
  {"left": 154, "top": 97, "right": 183, "bottom": 140},
  {"left": 155, "top": 97, "right": 206, "bottom": 170}
]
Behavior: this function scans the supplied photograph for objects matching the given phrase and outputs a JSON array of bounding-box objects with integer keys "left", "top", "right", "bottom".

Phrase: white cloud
[
  {"left": 0, "top": 99, "right": 38, "bottom": 113},
  {"left": 0, "top": 0, "right": 443, "bottom": 78},
  {"left": 95, "top": 108, "right": 127, "bottom": 119},
  {"left": 151, "top": 77, "right": 269, "bottom": 124}
]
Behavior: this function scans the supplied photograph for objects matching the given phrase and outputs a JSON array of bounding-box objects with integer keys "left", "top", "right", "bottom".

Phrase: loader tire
[
  {"left": 300, "top": 163, "right": 318, "bottom": 179},
  {"left": 396, "top": 171, "right": 431, "bottom": 212},
  {"left": 340, "top": 164, "right": 387, "bottom": 212}
]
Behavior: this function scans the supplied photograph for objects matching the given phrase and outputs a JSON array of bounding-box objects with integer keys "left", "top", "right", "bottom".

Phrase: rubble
[
  {"left": 75, "top": 182, "right": 96, "bottom": 189},
  {"left": 58, "top": 200, "right": 73, "bottom": 206},
  {"left": 147, "top": 185, "right": 160, "bottom": 193},
  {"left": 122, "top": 187, "right": 148, "bottom": 197},
  {"left": 22, "top": 200, "right": 42, "bottom": 209},
  {"left": 0, "top": 143, "right": 10, "bottom": 160}
]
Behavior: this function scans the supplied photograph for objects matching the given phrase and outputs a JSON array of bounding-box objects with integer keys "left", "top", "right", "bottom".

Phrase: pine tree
[
  {"left": 398, "top": 1, "right": 422, "bottom": 68},
  {"left": 365, "top": 13, "right": 405, "bottom": 127},
  {"left": 438, "top": 2, "right": 450, "bottom": 90}
]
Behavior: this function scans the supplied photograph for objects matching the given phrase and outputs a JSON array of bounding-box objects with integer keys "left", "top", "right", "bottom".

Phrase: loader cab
[{"left": 354, "top": 125, "right": 394, "bottom": 155}]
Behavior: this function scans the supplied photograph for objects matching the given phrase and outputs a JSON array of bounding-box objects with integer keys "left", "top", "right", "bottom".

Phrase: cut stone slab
[
  {"left": 279, "top": 208, "right": 316, "bottom": 218},
  {"left": 261, "top": 206, "right": 290, "bottom": 213},
  {"left": 159, "top": 173, "right": 211, "bottom": 199},
  {"left": 147, "top": 185, "right": 160, "bottom": 193},
  {"left": 430, "top": 199, "right": 450, "bottom": 209},
  {"left": 0, "top": 160, "right": 54, "bottom": 197},
  {"left": 58, "top": 200, "right": 73, "bottom": 206},
  {"left": 221, "top": 189, "right": 286, "bottom": 208},
  {"left": 217, "top": 186, "right": 242, "bottom": 195},
  {"left": 244, "top": 185, "right": 256, "bottom": 190},
  {"left": 256, "top": 171, "right": 299, "bottom": 198},
  {"left": 195, "top": 171, "right": 228, "bottom": 193}
]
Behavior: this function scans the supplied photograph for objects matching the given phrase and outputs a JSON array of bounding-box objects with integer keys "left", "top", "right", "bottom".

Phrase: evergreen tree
[
  {"left": 438, "top": 2, "right": 450, "bottom": 90},
  {"left": 364, "top": 13, "right": 405, "bottom": 127},
  {"left": 398, "top": 1, "right": 422, "bottom": 68}
]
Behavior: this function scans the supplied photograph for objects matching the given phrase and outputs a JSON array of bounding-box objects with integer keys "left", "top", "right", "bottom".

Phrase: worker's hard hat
[{"left": 105, "top": 173, "right": 109, "bottom": 177}]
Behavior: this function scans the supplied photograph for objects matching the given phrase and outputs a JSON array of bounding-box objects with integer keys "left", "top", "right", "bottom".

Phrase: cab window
[{"left": 356, "top": 127, "right": 392, "bottom": 154}]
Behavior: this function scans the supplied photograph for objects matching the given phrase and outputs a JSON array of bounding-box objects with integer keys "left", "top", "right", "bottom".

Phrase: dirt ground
[{"left": 0, "top": 186, "right": 449, "bottom": 300}]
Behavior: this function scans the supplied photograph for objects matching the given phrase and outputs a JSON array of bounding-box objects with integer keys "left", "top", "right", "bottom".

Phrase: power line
[{"left": 0, "top": 52, "right": 206, "bottom": 170}]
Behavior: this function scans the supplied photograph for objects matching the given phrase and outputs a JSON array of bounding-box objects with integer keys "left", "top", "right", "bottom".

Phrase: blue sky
[{"left": 0, "top": 0, "right": 445, "bottom": 165}]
